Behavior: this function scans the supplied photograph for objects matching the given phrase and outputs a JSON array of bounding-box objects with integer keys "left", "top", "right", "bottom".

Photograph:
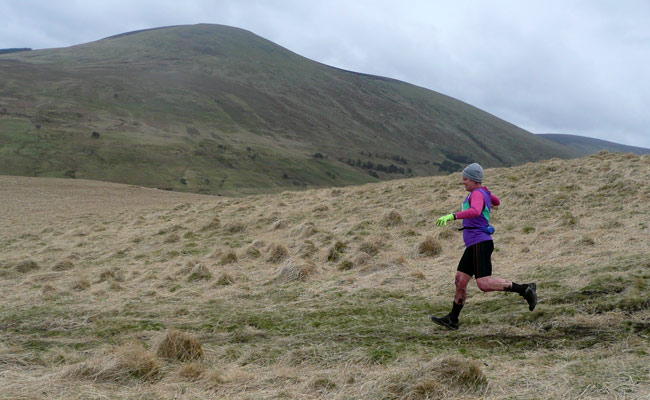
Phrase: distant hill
[
  {"left": 0, "top": 48, "right": 31, "bottom": 55},
  {"left": 0, "top": 24, "right": 574, "bottom": 195},
  {"left": 539, "top": 133, "right": 650, "bottom": 156}
]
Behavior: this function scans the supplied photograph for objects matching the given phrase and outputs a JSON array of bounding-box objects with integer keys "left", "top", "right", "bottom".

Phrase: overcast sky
[{"left": 2, "top": 0, "right": 649, "bottom": 148}]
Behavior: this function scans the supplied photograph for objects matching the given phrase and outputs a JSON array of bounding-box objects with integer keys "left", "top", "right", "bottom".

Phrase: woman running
[{"left": 431, "top": 163, "right": 537, "bottom": 330}]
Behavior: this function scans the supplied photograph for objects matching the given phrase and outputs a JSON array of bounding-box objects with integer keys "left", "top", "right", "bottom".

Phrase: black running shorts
[{"left": 457, "top": 240, "right": 493, "bottom": 278}]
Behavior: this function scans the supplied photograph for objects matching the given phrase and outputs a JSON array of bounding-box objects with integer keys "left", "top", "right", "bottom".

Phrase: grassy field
[{"left": 0, "top": 152, "right": 648, "bottom": 399}]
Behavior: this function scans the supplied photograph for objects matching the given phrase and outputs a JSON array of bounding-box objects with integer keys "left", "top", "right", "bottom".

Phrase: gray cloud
[{"left": 1, "top": 0, "right": 648, "bottom": 147}]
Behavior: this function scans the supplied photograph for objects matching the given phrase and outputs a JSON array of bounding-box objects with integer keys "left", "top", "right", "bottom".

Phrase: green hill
[
  {"left": 0, "top": 24, "right": 575, "bottom": 195},
  {"left": 539, "top": 133, "right": 650, "bottom": 156}
]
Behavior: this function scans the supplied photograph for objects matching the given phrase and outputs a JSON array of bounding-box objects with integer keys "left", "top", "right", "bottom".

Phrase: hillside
[
  {"left": 539, "top": 133, "right": 650, "bottom": 156},
  {"left": 0, "top": 152, "right": 648, "bottom": 399},
  {"left": 0, "top": 24, "right": 575, "bottom": 195}
]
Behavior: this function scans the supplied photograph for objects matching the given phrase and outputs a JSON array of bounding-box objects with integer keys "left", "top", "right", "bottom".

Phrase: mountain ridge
[
  {"left": 538, "top": 133, "right": 650, "bottom": 156},
  {"left": 0, "top": 23, "right": 576, "bottom": 195}
]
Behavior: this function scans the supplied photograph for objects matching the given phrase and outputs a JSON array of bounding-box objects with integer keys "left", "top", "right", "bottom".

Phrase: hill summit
[{"left": 0, "top": 24, "right": 574, "bottom": 194}]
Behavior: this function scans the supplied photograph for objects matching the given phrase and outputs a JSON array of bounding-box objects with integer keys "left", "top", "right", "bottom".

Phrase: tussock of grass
[
  {"left": 381, "top": 356, "right": 487, "bottom": 399},
  {"left": 215, "top": 272, "right": 235, "bottom": 286},
  {"left": 267, "top": 243, "right": 289, "bottom": 263},
  {"left": 156, "top": 329, "right": 203, "bottom": 362},
  {"left": 359, "top": 241, "right": 381, "bottom": 256},
  {"left": 201, "top": 215, "right": 220, "bottom": 231},
  {"left": 290, "top": 222, "right": 318, "bottom": 238},
  {"left": 225, "top": 222, "right": 245, "bottom": 234},
  {"left": 231, "top": 325, "right": 267, "bottom": 343},
  {"left": 327, "top": 241, "right": 347, "bottom": 262},
  {"left": 309, "top": 375, "right": 337, "bottom": 392},
  {"left": 298, "top": 240, "right": 317, "bottom": 259},
  {"left": 52, "top": 260, "right": 74, "bottom": 271},
  {"left": 417, "top": 236, "right": 442, "bottom": 257},
  {"left": 383, "top": 210, "right": 403, "bottom": 227},
  {"left": 436, "top": 228, "right": 454, "bottom": 240},
  {"left": 187, "top": 264, "right": 212, "bottom": 281},
  {"left": 245, "top": 245, "right": 261, "bottom": 259},
  {"left": 97, "top": 269, "right": 116, "bottom": 282},
  {"left": 220, "top": 251, "right": 238, "bottom": 265},
  {"left": 271, "top": 219, "right": 289, "bottom": 230},
  {"left": 176, "top": 362, "right": 205, "bottom": 381},
  {"left": 16, "top": 260, "right": 38, "bottom": 273},
  {"left": 71, "top": 275, "right": 91, "bottom": 291},
  {"left": 273, "top": 260, "right": 316, "bottom": 283},
  {"left": 338, "top": 260, "right": 355, "bottom": 271},
  {"left": 164, "top": 233, "right": 180, "bottom": 243},
  {"left": 41, "top": 284, "right": 57, "bottom": 297},
  {"left": 67, "top": 341, "right": 160, "bottom": 383}
]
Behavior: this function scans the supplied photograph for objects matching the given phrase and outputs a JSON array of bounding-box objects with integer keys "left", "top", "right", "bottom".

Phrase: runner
[{"left": 431, "top": 163, "right": 537, "bottom": 330}]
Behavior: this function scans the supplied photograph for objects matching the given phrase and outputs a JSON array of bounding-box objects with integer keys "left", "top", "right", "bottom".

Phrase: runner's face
[{"left": 462, "top": 176, "right": 479, "bottom": 191}]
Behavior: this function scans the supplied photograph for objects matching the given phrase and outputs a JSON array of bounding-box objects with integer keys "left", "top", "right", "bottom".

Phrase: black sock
[
  {"left": 449, "top": 301, "right": 463, "bottom": 321},
  {"left": 508, "top": 282, "right": 527, "bottom": 295}
]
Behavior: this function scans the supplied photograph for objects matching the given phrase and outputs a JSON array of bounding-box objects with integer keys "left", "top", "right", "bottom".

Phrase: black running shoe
[
  {"left": 431, "top": 314, "right": 459, "bottom": 330},
  {"left": 523, "top": 283, "right": 537, "bottom": 311}
]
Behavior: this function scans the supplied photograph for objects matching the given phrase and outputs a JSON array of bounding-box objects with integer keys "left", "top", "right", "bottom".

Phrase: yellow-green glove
[{"left": 436, "top": 213, "right": 456, "bottom": 227}]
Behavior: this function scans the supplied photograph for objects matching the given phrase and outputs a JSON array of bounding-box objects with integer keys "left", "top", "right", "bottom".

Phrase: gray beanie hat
[{"left": 463, "top": 163, "right": 484, "bottom": 183}]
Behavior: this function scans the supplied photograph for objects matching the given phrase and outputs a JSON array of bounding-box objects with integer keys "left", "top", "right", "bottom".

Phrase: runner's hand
[{"left": 436, "top": 213, "right": 455, "bottom": 226}]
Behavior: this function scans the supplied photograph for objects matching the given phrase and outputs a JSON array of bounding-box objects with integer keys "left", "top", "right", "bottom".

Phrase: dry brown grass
[
  {"left": 380, "top": 356, "right": 487, "bottom": 399},
  {"left": 15, "top": 259, "right": 38, "bottom": 273},
  {"left": 156, "top": 329, "right": 203, "bottom": 362},
  {"left": 52, "top": 260, "right": 74, "bottom": 271},
  {"left": 417, "top": 236, "right": 443, "bottom": 257},
  {"left": 66, "top": 341, "right": 161, "bottom": 383},
  {"left": 273, "top": 260, "right": 317, "bottom": 283},
  {"left": 267, "top": 243, "right": 289, "bottom": 263},
  {"left": 1, "top": 153, "right": 649, "bottom": 399}
]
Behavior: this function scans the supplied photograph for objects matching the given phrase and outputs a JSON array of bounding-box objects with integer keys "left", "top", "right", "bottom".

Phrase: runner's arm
[
  {"left": 491, "top": 194, "right": 501, "bottom": 207},
  {"left": 454, "top": 191, "right": 484, "bottom": 219}
]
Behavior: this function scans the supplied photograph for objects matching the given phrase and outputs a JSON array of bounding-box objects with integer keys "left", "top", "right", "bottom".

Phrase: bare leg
[
  {"left": 475, "top": 276, "right": 511, "bottom": 292},
  {"left": 432, "top": 271, "right": 472, "bottom": 329},
  {"left": 454, "top": 271, "right": 472, "bottom": 304}
]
